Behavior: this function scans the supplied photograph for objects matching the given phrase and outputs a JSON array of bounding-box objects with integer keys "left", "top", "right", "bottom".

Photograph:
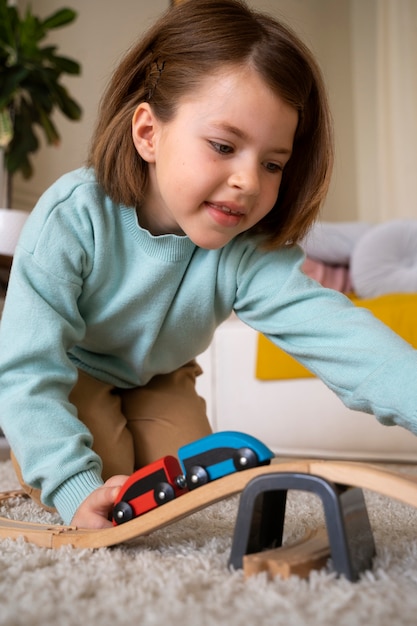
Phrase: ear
[{"left": 132, "top": 103, "right": 158, "bottom": 163}]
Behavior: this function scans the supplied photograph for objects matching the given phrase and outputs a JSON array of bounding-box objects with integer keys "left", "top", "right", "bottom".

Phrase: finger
[
  {"left": 104, "top": 474, "right": 129, "bottom": 489},
  {"left": 93, "top": 484, "right": 123, "bottom": 511},
  {"left": 73, "top": 487, "right": 119, "bottom": 529}
]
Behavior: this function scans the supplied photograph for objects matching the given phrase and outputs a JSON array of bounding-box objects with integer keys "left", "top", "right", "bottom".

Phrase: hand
[{"left": 71, "top": 475, "right": 128, "bottom": 529}]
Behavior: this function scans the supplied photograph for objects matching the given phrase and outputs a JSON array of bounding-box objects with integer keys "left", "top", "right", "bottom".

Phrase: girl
[{"left": 0, "top": 0, "right": 416, "bottom": 529}]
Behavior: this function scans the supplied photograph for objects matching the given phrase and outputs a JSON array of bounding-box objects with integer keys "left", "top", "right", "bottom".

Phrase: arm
[
  {"left": 233, "top": 244, "right": 417, "bottom": 435},
  {"left": 0, "top": 186, "right": 104, "bottom": 524}
]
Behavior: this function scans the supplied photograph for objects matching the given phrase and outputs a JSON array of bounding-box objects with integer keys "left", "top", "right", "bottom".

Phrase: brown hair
[{"left": 88, "top": 0, "right": 333, "bottom": 248}]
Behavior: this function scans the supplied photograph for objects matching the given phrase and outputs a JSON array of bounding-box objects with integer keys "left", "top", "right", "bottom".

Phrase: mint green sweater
[{"left": 1, "top": 168, "right": 416, "bottom": 524}]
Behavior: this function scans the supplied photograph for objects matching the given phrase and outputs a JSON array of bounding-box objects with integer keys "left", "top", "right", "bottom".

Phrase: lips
[
  {"left": 205, "top": 201, "right": 245, "bottom": 227},
  {"left": 206, "top": 201, "right": 244, "bottom": 216}
]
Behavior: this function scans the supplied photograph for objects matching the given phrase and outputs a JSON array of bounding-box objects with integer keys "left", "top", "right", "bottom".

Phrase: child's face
[{"left": 133, "top": 64, "right": 298, "bottom": 249}]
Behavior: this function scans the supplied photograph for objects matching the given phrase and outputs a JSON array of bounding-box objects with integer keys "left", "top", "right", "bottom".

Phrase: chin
[
  {"left": 186, "top": 227, "right": 236, "bottom": 250},
  {"left": 191, "top": 236, "right": 232, "bottom": 250}
]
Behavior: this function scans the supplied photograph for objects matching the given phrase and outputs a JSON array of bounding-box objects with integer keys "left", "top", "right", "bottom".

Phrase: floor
[{"left": 0, "top": 435, "right": 10, "bottom": 462}]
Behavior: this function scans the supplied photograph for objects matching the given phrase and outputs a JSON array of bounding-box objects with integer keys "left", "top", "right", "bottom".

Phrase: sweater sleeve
[
  {"left": 233, "top": 243, "right": 417, "bottom": 435},
  {"left": 0, "top": 197, "right": 104, "bottom": 524}
]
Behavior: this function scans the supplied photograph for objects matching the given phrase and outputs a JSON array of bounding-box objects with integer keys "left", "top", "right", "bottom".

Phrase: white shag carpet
[{"left": 1, "top": 459, "right": 417, "bottom": 626}]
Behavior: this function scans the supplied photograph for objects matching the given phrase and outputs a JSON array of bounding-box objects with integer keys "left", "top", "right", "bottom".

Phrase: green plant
[{"left": 0, "top": 0, "right": 82, "bottom": 183}]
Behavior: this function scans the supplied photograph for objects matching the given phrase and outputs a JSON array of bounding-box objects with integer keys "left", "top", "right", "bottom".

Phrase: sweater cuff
[{"left": 51, "top": 469, "right": 104, "bottom": 525}]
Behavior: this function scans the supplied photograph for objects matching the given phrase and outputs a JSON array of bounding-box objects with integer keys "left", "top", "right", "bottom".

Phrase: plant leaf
[
  {"left": 41, "top": 48, "right": 81, "bottom": 75},
  {"left": 0, "top": 67, "right": 30, "bottom": 108},
  {"left": 0, "top": 108, "right": 13, "bottom": 147},
  {"left": 37, "top": 108, "right": 60, "bottom": 145},
  {"left": 41, "top": 8, "right": 77, "bottom": 31},
  {"left": 53, "top": 84, "right": 82, "bottom": 120}
]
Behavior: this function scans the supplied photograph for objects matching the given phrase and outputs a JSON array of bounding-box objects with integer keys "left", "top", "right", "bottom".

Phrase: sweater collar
[{"left": 121, "top": 206, "right": 196, "bottom": 262}]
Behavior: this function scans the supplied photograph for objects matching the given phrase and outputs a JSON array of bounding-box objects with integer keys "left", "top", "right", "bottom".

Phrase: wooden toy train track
[{"left": 1, "top": 459, "right": 417, "bottom": 552}]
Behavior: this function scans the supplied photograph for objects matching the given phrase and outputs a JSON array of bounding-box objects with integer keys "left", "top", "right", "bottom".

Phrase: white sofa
[{"left": 196, "top": 314, "right": 417, "bottom": 462}]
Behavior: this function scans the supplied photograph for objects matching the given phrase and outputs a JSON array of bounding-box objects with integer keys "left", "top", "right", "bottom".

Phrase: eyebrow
[{"left": 211, "top": 122, "right": 293, "bottom": 155}]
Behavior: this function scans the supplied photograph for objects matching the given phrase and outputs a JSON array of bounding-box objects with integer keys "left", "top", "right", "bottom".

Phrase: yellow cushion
[{"left": 256, "top": 293, "right": 417, "bottom": 380}]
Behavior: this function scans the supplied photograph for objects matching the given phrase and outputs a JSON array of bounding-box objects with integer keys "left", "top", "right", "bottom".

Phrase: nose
[{"left": 227, "top": 160, "right": 260, "bottom": 197}]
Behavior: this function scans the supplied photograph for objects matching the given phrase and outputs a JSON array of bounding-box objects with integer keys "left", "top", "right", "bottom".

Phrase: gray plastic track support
[{"left": 229, "top": 472, "right": 376, "bottom": 581}]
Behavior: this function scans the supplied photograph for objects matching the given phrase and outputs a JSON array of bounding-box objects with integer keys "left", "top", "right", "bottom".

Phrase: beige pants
[{"left": 12, "top": 361, "right": 212, "bottom": 510}]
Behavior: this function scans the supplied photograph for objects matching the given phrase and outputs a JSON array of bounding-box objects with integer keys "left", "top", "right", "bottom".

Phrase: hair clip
[{"left": 147, "top": 59, "right": 166, "bottom": 101}]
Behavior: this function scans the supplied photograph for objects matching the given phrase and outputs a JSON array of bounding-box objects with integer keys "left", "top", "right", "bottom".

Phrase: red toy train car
[{"left": 112, "top": 455, "right": 187, "bottom": 525}]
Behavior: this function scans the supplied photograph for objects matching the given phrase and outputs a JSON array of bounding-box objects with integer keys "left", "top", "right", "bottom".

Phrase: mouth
[
  {"left": 206, "top": 201, "right": 245, "bottom": 217},
  {"left": 204, "top": 201, "right": 246, "bottom": 229}
]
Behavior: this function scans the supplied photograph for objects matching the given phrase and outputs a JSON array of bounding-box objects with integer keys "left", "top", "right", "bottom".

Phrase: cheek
[
  {"left": 163, "top": 166, "right": 196, "bottom": 208},
  {"left": 262, "top": 180, "right": 281, "bottom": 212}
]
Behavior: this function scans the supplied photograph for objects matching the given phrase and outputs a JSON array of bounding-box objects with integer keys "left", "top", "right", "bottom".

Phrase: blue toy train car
[{"left": 178, "top": 430, "right": 274, "bottom": 489}]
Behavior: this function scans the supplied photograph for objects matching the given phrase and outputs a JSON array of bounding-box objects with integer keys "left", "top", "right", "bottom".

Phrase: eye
[
  {"left": 264, "top": 161, "right": 283, "bottom": 173},
  {"left": 210, "top": 141, "right": 234, "bottom": 155}
]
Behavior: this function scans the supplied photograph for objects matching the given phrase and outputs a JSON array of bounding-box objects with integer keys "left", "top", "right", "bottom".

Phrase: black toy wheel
[
  {"left": 187, "top": 465, "right": 209, "bottom": 489},
  {"left": 154, "top": 482, "right": 175, "bottom": 505},
  {"left": 233, "top": 447, "right": 258, "bottom": 471},
  {"left": 112, "top": 501, "right": 134, "bottom": 525}
]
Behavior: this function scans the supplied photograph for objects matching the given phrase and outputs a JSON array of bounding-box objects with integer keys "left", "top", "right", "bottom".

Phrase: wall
[
  {"left": 351, "top": 0, "right": 417, "bottom": 223},
  {"left": 350, "top": 0, "right": 378, "bottom": 223},
  {"left": 13, "top": 0, "right": 357, "bottom": 222}
]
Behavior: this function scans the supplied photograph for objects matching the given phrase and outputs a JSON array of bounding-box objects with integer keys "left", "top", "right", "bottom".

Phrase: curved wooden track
[{"left": 1, "top": 459, "right": 417, "bottom": 549}]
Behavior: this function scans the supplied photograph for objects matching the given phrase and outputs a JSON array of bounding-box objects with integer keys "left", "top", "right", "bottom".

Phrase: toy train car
[
  {"left": 112, "top": 455, "right": 188, "bottom": 525},
  {"left": 178, "top": 431, "right": 274, "bottom": 489}
]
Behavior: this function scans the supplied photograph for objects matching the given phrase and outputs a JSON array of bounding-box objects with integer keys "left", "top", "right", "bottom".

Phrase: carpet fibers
[{"left": 1, "top": 460, "right": 417, "bottom": 626}]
